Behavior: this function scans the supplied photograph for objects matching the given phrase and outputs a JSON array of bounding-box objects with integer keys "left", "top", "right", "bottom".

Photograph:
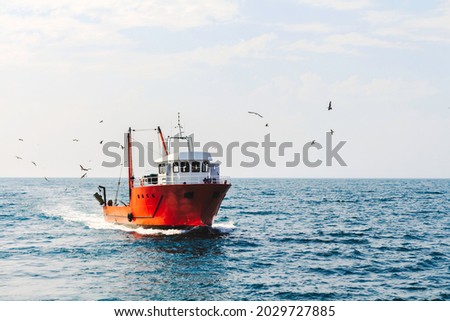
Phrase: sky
[{"left": 0, "top": 0, "right": 449, "bottom": 178}]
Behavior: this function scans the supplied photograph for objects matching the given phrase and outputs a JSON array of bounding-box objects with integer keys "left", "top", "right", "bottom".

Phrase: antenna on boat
[
  {"left": 174, "top": 112, "right": 194, "bottom": 153},
  {"left": 176, "top": 112, "right": 184, "bottom": 137}
]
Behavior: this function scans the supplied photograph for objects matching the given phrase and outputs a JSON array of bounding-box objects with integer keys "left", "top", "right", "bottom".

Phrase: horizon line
[{"left": 0, "top": 176, "right": 449, "bottom": 180}]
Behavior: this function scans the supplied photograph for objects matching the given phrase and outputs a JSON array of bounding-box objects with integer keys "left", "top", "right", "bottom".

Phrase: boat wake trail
[
  {"left": 40, "top": 204, "right": 235, "bottom": 236},
  {"left": 40, "top": 204, "right": 108, "bottom": 229}
]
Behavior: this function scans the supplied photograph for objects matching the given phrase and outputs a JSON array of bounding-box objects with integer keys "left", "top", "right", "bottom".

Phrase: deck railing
[{"left": 136, "top": 175, "right": 231, "bottom": 186}]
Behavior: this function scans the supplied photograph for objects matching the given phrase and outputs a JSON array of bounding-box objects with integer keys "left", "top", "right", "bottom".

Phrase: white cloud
[
  {"left": 282, "top": 23, "right": 332, "bottom": 33},
  {"left": 54, "top": 33, "right": 278, "bottom": 77},
  {"left": 363, "top": 10, "right": 411, "bottom": 24},
  {"left": 364, "top": 3, "right": 450, "bottom": 45},
  {"left": 296, "top": 0, "right": 371, "bottom": 10},
  {"left": 160, "top": 32, "right": 277, "bottom": 66},
  {"left": 282, "top": 32, "right": 404, "bottom": 55},
  {"left": 331, "top": 75, "right": 439, "bottom": 103},
  {"left": 1, "top": 0, "right": 239, "bottom": 30},
  {"left": 0, "top": 0, "right": 241, "bottom": 68},
  {"left": 283, "top": 39, "right": 353, "bottom": 55}
]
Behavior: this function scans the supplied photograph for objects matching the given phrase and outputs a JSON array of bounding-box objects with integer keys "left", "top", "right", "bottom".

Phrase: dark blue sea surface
[{"left": 0, "top": 178, "right": 449, "bottom": 300}]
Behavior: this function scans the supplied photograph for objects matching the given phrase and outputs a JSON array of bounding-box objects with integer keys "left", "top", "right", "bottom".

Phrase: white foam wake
[
  {"left": 211, "top": 221, "right": 236, "bottom": 234},
  {"left": 40, "top": 204, "right": 236, "bottom": 236}
]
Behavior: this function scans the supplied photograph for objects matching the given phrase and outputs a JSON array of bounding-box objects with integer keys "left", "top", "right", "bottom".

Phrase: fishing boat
[{"left": 94, "top": 118, "right": 231, "bottom": 229}]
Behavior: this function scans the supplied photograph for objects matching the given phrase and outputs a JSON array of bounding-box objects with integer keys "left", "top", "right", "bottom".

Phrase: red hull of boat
[{"left": 103, "top": 183, "right": 231, "bottom": 229}]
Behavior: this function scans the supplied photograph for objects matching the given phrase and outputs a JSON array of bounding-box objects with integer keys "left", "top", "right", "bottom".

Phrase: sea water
[{"left": 0, "top": 178, "right": 449, "bottom": 300}]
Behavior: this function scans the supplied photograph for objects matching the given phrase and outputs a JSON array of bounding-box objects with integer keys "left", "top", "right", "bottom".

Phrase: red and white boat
[{"left": 95, "top": 120, "right": 231, "bottom": 229}]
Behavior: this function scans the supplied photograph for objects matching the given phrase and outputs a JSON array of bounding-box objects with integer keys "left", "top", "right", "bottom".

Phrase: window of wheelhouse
[
  {"left": 192, "top": 161, "right": 200, "bottom": 173},
  {"left": 202, "top": 161, "right": 209, "bottom": 172},
  {"left": 158, "top": 163, "right": 166, "bottom": 174},
  {"left": 180, "top": 161, "right": 190, "bottom": 173},
  {"left": 173, "top": 161, "right": 179, "bottom": 173}
]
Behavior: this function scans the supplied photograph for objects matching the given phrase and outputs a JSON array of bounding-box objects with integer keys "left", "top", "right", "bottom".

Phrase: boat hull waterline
[{"left": 103, "top": 183, "right": 231, "bottom": 229}]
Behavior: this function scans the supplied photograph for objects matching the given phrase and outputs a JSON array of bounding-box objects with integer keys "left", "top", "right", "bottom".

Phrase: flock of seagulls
[
  {"left": 15, "top": 140, "right": 37, "bottom": 167},
  {"left": 310, "top": 100, "right": 335, "bottom": 145},
  {"left": 15, "top": 119, "right": 105, "bottom": 181},
  {"left": 15, "top": 104, "right": 344, "bottom": 179},
  {"left": 249, "top": 100, "right": 336, "bottom": 146},
  {"left": 73, "top": 120, "right": 104, "bottom": 178},
  {"left": 328, "top": 101, "right": 335, "bottom": 138}
]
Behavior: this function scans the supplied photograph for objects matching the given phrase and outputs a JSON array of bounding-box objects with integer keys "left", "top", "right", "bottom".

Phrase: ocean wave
[
  {"left": 415, "top": 191, "right": 445, "bottom": 195},
  {"left": 2, "top": 177, "right": 449, "bottom": 301}
]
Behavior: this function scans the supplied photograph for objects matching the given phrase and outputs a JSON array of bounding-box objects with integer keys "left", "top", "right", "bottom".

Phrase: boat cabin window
[
  {"left": 158, "top": 163, "right": 166, "bottom": 174},
  {"left": 202, "top": 161, "right": 209, "bottom": 172},
  {"left": 173, "top": 162, "right": 179, "bottom": 173},
  {"left": 192, "top": 161, "right": 200, "bottom": 173},
  {"left": 181, "top": 161, "right": 190, "bottom": 173}
]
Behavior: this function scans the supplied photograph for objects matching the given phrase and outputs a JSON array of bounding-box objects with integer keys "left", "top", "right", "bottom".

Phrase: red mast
[
  {"left": 157, "top": 126, "right": 169, "bottom": 156},
  {"left": 127, "top": 127, "right": 134, "bottom": 199}
]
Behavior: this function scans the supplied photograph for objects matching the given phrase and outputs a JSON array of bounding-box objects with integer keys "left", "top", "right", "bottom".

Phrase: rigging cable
[{"left": 114, "top": 163, "right": 124, "bottom": 206}]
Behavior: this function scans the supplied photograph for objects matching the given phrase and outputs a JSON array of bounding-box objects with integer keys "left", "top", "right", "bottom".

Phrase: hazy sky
[{"left": 1, "top": 0, "right": 449, "bottom": 178}]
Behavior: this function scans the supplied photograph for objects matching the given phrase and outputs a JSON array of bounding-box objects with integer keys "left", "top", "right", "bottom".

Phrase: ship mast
[
  {"left": 157, "top": 126, "right": 168, "bottom": 156},
  {"left": 127, "top": 127, "right": 134, "bottom": 199}
]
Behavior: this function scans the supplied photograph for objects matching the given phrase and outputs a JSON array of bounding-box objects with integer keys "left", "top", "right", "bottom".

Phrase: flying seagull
[
  {"left": 73, "top": 139, "right": 79, "bottom": 142},
  {"left": 18, "top": 138, "right": 24, "bottom": 142},
  {"left": 99, "top": 140, "right": 103, "bottom": 144},
  {"left": 311, "top": 140, "right": 316, "bottom": 145},
  {"left": 248, "top": 111, "right": 263, "bottom": 118},
  {"left": 80, "top": 173, "right": 87, "bottom": 179},
  {"left": 99, "top": 120, "right": 103, "bottom": 123},
  {"left": 15, "top": 156, "right": 23, "bottom": 160},
  {"left": 328, "top": 101, "right": 332, "bottom": 111},
  {"left": 330, "top": 129, "right": 334, "bottom": 135},
  {"left": 31, "top": 161, "right": 37, "bottom": 167},
  {"left": 80, "top": 165, "right": 92, "bottom": 171},
  {"left": 248, "top": 111, "right": 269, "bottom": 126}
]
